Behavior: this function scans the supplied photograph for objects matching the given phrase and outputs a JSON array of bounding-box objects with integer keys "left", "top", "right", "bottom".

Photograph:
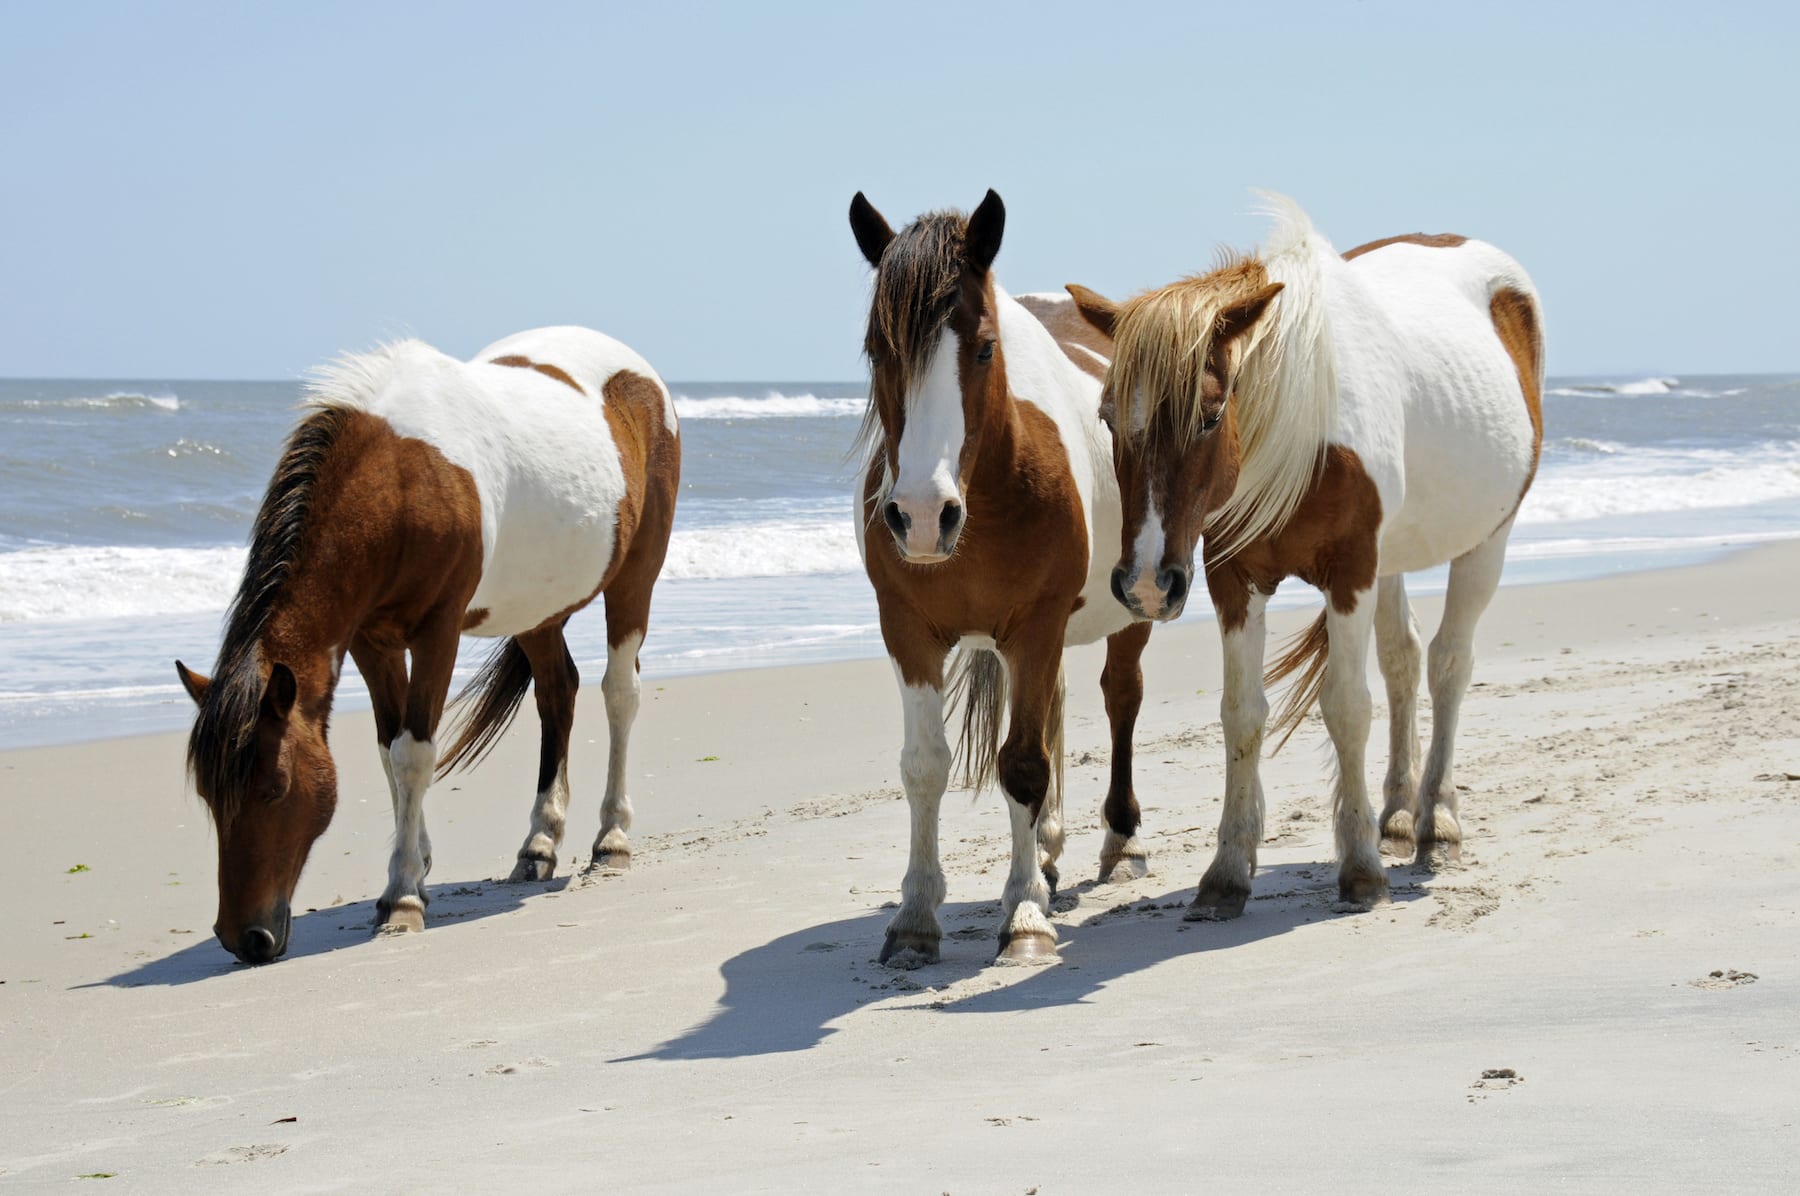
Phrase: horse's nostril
[
  {"left": 239, "top": 925, "right": 279, "bottom": 965},
  {"left": 1111, "top": 566, "right": 1134, "bottom": 610},
  {"left": 883, "top": 501, "right": 908, "bottom": 538},
  {"left": 939, "top": 501, "right": 962, "bottom": 536},
  {"left": 1162, "top": 565, "right": 1190, "bottom": 608}
]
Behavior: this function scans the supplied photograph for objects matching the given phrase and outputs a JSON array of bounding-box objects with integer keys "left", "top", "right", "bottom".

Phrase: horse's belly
[{"left": 465, "top": 441, "right": 626, "bottom": 637}]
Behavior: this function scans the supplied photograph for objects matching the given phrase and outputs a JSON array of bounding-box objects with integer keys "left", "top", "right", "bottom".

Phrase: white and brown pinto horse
[
  {"left": 849, "top": 190, "right": 1152, "bottom": 966},
  {"left": 178, "top": 327, "right": 679, "bottom": 963},
  {"left": 1072, "top": 195, "right": 1542, "bottom": 916}
]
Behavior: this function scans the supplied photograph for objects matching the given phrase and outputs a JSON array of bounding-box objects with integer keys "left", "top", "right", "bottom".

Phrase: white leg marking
[
  {"left": 1321, "top": 595, "right": 1386, "bottom": 904},
  {"left": 884, "top": 673, "right": 949, "bottom": 965},
  {"left": 380, "top": 730, "right": 436, "bottom": 931},
  {"left": 593, "top": 630, "right": 643, "bottom": 864},
  {"left": 1419, "top": 524, "right": 1510, "bottom": 853},
  {"left": 1374, "top": 574, "right": 1423, "bottom": 840},
  {"left": 997, "top": 794, "right": 1057, "bottom": 962},
  {"left": 1191, "top": 590, "right": 1269, "bottom": 918}
]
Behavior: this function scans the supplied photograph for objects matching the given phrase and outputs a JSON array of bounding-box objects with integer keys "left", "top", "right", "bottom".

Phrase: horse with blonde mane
[
  {"left": 1071, "top": 195, "right": 1542, "bottom": 916},
  {"left": 178, "top": 327, "right": 679, "bottom": 963},
  {"left": 848, "top": 190, "right": 1153, "bottom": 966}
]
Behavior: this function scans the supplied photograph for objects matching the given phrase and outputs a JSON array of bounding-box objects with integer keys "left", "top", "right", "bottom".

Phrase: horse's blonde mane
[
  {"left": 303, "top": 339, "right": 445, "bottom": 414},
  {"left": 1113, "top": 192, "right": 1339, "bottom": 559}
]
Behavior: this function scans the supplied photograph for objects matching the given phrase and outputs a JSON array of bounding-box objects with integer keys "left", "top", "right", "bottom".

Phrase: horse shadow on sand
[
  {"left": 626, "top": 859, "right": 1426, "bottom": 1062},
  {"left": 81, "top": 874, "right": 566, "bottom": 989}
]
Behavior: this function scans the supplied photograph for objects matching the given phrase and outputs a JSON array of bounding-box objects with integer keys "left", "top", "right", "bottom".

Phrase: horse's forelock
[
  {"left": 186, "top": 647, "right": 268, "bottom": 828},
  {"left": 856, "top": 210, "right": 973, "bottom": 463},
  {"left": 1110, "top": 255, "right": 1270, "bottom": 450}
]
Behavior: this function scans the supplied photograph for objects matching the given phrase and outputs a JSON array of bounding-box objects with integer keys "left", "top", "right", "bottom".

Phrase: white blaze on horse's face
[{"left": 883, "top": 329, "right": 968, "bottom": 561}]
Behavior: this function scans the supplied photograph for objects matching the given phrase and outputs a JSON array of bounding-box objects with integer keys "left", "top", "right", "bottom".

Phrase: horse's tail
[
  {"left": 947, "top": 647, "right": 1065, "bottom": 812},
  {"left": 436, "top": 637, "right": 533, "bottom": 777},
  {"left": 1265, "top": 611, "right": 1330, "bottom": 754}
]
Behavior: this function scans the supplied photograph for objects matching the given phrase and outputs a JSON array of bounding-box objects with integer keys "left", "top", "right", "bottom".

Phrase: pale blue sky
[{"left": 2, "top": 1, "right": 1794, "bottom": 380}]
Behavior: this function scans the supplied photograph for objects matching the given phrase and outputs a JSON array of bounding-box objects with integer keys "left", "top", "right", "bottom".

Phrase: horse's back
[
  {"left": 1336, "top": 241, "right": 1543, "bottom": 573},
  {"left": 335, "top": 328, "right": 673, "bottom": 636}
]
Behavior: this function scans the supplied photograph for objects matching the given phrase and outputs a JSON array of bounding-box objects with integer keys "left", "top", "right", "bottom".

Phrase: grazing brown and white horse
[
  {"left": 849, "top": 190, "right": 1152, "bottom": 966},
  {"left": 1071, "top": 194, "right": 1542, "bottom": 916},
  {"left": 177, "top": 327, "right": 680, "bottom": 963}
]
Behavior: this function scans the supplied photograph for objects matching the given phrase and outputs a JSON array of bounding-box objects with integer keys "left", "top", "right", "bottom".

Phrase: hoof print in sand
[
  {"left": 1691, "top": 969, "right": 1758, "bottom": 990},
  {"left": 196, "top": 1144, "right": 288, "bottom": 1167},
  {"left": 1468, "top": 1068, "right": 1525, "bottom": 1102}
]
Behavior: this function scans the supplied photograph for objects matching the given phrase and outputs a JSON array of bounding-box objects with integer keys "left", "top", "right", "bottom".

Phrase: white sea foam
[
  {"left": 0, "top": 545, "right": 245, "bottom": 623},
  {"left": 661, "top": 517, "right": 862, "bottom": 580},
  {"left": 11, "top": 391, "right": 183, "bottom": 412},
  {"left": 1522, "top": 441, "right": 1800, "bottom": 524},
  {"left": 1546, "top": 377, "right": 1680, "bottom": 397},
  {"left": 672, "top": 392, "right": 864, "bottom": 421}
]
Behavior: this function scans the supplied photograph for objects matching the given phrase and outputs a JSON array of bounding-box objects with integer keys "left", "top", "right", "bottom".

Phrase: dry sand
[{"left": 2, "top": 545, "right": 1798, "bottom": 1190}]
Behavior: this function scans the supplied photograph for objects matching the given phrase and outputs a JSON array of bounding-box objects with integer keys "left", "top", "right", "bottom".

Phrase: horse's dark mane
[
  {"left": 857, "top": 209, "right": 970, "bottom": 460},
  {"left": 187, "top": 405, "right": 350, "bottom": 823}
]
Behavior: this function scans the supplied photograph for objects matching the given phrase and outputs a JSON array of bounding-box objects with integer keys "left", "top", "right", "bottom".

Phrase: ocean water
[{"left": 2, "top": 373, "right": 1797, "bottom": 749}]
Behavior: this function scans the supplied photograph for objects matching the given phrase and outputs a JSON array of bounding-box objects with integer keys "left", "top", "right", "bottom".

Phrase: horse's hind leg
[
  {"left": 1417, "top": 522, "right": 1510, "bottom": 865},
  {"left": 1035, "top": 664, "right": 1067, "bottom": 895},
  {"left": 508, "top": 624, "right": 580, "bottom": 883},
  {"left": 1374, "top": 574, "right": 1423, "bottom": 849},
  {"left": 376, "top": 615, "right": 462, "bottom": 933},
  {"left": 588, "top": 582, "right": 653, "bottom": 871},
  {"left": 1098, "top": 620, "right": 1152, "bottom": 883}
]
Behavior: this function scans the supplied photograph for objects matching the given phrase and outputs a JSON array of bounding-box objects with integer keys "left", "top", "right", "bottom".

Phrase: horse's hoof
[
  {"left": 1337, "top": 869, "right": 1391, "bottom": 908},
  {"left": 994, "top": 930, "right": 1059, "bottom": 966},
  {"left": 589, "top": 847, "right": 631, "bottom": 874},
  {"left": 879, "top": 931, "right": 940, "bottom": 969},
  {"left": 1185, "top": 884, "right": 1249, "bottom": 921},
  {"left": 506, "top": 854, "right": 556, "bottom": 884},
  {"left": 374, "top": 900, "right": 425, "bottom": 935},
  {"left": 1413, "top": 838, "right": 1463, "bottom": 870},
  {"left": 1098, "top": 853, "right": 1150, "bottom": 884}
]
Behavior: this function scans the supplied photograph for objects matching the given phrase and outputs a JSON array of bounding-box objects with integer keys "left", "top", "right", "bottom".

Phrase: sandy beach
[{"left": 2, "top": 544, "right": 1797, "bottom": 1190}]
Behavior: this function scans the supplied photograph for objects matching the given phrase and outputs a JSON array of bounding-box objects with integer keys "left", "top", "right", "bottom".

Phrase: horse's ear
[
  {"left": 849, "top": 192, "right": 895, "bottom": 269},
  {"left": 1065, "top": 283, "right": 1119, "bottom": 340},
  {"left": 965, "top": 189, "right": 1005, "bottom": 274},
  {"left": 263, "top": 663, "right": 298, "bottom": 723},
  {"left": 175, "top": 660, "right": 211, "bottom": 706},
  {"left": 1215, "top": 282, "right": 1285, "bottom": 346}
]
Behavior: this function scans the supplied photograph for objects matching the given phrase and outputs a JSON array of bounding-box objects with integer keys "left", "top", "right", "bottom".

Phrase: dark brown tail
[
  {"left": 435, "top": 637, "right": 533, "bottom": 777},
  {"left": 947, "top": 647, "right": 1065, "bottom": 807},
  {"left": 1264, "top": 611, "right": 1330, "bottom": 754}
]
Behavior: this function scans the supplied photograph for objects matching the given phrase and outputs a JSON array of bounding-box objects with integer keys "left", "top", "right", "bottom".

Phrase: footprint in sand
[
  {"left": 484, "top": 1057, "right": 555, "bottom": 1075},
  {"left": 195, "top": 1144, "right": 287, "bottom": 1166},
  {"left": 1690, "top": 969, "right": 1758, "bottom": 990}
]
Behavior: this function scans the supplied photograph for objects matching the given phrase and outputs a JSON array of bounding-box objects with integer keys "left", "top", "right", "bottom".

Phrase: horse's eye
[
  {"left": 1201, "top": 410, "right": 1222, "bottom": 434},
  {"left": 976, "top": 339, "right": 995, "bottom": 364}
]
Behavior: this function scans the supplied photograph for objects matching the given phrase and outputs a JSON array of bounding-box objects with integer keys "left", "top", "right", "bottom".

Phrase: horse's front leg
[
  {"left": 1322, "top": 592, "right": 1388, "bottom": 906},
  {"left": 1190, "top": 584, "right": 1269, "bottom": 920},
  {"left": 880, "top": 635, "right": 952, "bottom": 968},
  {"left": 375, "top": 616, "right": 460, "bottom": 933},
  {"left": 1098, "top": 621, "right": 1153, "bottom": 882},
  {"left": 995, "top": 616, "right": 1068, "bottom": 965}
]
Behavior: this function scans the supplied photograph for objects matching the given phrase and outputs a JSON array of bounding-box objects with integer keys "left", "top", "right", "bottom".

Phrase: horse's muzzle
[
  {"left": 220, "top": 902, "right": 292, "bottom": 965},
  {"left": 1112, "top": 561, "right": 1190, "bottom": 621}
]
